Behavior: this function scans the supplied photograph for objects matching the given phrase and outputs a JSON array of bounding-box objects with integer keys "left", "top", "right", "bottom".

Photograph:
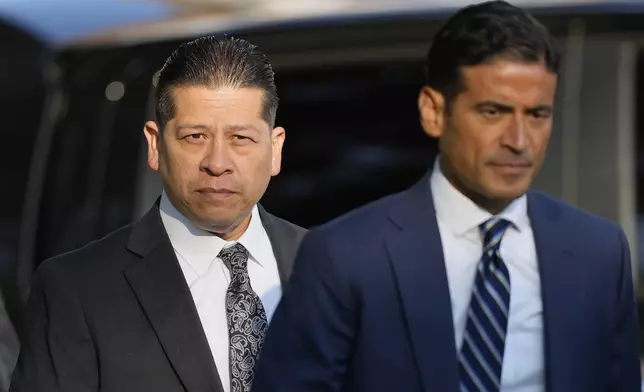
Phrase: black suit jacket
[{"left": 10, "top": 202, "right": 307, "bottom": 392}]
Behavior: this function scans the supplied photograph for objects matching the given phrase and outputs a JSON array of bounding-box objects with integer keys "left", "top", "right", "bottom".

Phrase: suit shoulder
[
  {"left": 265, "top": 213, "right": 307, "bottom": 234},
  {"left": 37, "top": 222, "right": 135, "bottom": 278},
  {"left": 530, "top": 190, "right": 623, "bottom": 235},
  {"left": 313, "top": 191, "right": 402, "bottom": 238},
  {"left": 294, "top": 192, "right": 406, "bottom": 276},
  {"left": 262, "top": 211, "right": 308, "bottom": 247}
]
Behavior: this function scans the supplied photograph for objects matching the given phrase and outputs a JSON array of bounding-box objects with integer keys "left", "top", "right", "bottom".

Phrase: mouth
[
  {"left": 196, "top": 187, "right": 237, "bottom": 199},
  {"left": 488, "top": 162, "right": 532, "bottom": 175}
]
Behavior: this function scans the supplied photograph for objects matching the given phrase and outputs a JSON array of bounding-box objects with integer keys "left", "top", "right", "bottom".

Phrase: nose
[
  {"left": 200, "top": 137, "right": 233, "bottom": 176},
  {"left": 501, "top": 115, "right": 529, "bottom": 153}
]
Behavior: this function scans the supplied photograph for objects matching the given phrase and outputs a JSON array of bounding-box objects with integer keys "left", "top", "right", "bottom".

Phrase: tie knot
[
  {"left": 218, "top": 242, "right": 249, "bottom": 275},
  {"left": 480, "top": 217, "right": 511, "bottom": 251}
]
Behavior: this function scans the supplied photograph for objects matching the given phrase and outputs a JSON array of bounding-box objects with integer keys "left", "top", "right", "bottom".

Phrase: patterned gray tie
[{"left": 218, "top": 243, "right": 268, "bottom": 392}]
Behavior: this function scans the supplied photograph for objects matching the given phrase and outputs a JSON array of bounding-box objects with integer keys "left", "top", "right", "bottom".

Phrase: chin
[
  {"left": 487, "top": 185, "right": 529, "bottom": 201},
  {"left": 484, "top": 173, "right": 532, "bottom": 198},
  {"left": 194, "top": 216, "right": 237, "bottom": 233},
  {"left": 197, "top": 207, "right": 237, "bottom": 225},
  {"left": 197, "top": 207, "right": 252, "bottom": 233}
]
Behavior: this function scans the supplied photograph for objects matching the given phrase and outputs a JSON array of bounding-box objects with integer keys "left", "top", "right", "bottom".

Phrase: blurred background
[{"left": 2, "top": 0, "right": 644, "bottom": 389}]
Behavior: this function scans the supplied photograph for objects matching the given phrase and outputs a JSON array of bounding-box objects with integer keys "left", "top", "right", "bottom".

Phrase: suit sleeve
[
  {"left": 10, "top": 260, "right": 98, "bottom": 392},
  {"left": 253, "top": 229, "right": 356, "bottom": 392},
  {"left": 609, "top": 228, "right": 641, "bottom": 391}
]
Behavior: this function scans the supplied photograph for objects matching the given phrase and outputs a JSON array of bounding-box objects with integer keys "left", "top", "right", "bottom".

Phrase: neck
[{"left": 439, "top": 156, "right": 512, "bottom": 215}]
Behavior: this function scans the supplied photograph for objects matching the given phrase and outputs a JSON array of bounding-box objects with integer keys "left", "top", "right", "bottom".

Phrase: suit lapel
[
  {"left": 528, "top": 192, "right": 582, "bottom": 392},
  {"left": 124, "top": 203, "right": 224, "bottom": 392},
  {"left": 383, "top": 181, "right": 584, "bottom": 392},
  {"left": 384, "top": 173, "right": 459, "bottom": 392},
  {"left": 258, "top": 204, "right": 304, "bottom": 283}
]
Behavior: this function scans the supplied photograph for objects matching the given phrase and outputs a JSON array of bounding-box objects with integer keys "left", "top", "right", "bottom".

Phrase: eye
[
  {"left": 531, "top": 110, "right": 551, "bottom": 120},
  {"left": 183, "top": 133, "right": 206, "bottom": 143},
  {"left": 232, "top": 135, "right": 254, "bottom": 144},
  {"left": 481, "top": 108, "right": 500, "bottom": 118}
]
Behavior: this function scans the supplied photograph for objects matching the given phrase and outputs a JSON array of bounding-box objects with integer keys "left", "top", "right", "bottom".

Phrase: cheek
[
  {"left": 240, "top": 153, "right": 272, "bottom": 186},
  {"left": 444, "top": 123, "right": 484, "bottom": 167},
  {"left": 532, "top": 128, "right": 552, "bottom": 154},
  {"left": 254, "top": 153, "right": 274, "bottom": 177},
  {"left": 160, "top": 146, "right": 200, "bottom": 188}
]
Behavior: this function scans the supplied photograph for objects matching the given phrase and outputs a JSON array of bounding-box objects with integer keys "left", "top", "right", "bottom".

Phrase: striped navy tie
[{"left": 458, "top": 217, "right": 512, "bottom": 392}]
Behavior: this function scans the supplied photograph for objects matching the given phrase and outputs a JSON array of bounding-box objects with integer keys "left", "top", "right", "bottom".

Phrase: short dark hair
[
  {"left": 426, "top": 0, "right": 560, "bottom": 106},
  {"left": 155, "top": 35, "right": 279, "bottom": 128}
]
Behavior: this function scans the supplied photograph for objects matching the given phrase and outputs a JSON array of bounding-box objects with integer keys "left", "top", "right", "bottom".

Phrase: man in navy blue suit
[{"left": 252, "top": 1, "right": 641, "bottom": 391}]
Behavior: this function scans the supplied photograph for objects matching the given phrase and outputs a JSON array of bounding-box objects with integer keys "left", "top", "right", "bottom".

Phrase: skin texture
[
  {"left": 144, "top": 86, "right": 285, "bottom": 240},
  {"left": 418, "top": 58, "right": 557, "bottom": 213}
]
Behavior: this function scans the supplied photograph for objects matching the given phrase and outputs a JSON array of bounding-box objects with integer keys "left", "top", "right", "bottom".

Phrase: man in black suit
[{"left": 11, "top": 36, "right": 306, "bottom": 392}]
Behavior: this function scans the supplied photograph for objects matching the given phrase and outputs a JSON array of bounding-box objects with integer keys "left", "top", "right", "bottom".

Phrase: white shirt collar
[
  {"left": 159, "top": 191, "right": 270, "bottom": 277},
  {"left": 430, "top": 157, "right": 529, "bottom": 237}
]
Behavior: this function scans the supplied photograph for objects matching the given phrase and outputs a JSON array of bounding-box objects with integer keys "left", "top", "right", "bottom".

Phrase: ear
[
  {"left": 143, "top": 121, "right": 161, "bottom": 171},
  {"left": 418, "top": 86, "right": 446, "bottom": 138},
  {"left": 270, "top": 126, "right": 286, "bottom": 176}
]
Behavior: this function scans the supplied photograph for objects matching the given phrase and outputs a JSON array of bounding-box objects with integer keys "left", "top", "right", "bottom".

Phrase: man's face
[
  {"left": 144, "top": 86, "right": 284, "bottom": 238},
  {"left": 419, "top": 58, "right": 557, "bottom": 206}
]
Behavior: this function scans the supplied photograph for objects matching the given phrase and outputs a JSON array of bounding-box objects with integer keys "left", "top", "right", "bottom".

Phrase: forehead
[
  {"left": 171, "top": 86, "right": 265, "bottom": 120},
  {"left": 459, "top": 59, "right": 557, "bottom": 105}
]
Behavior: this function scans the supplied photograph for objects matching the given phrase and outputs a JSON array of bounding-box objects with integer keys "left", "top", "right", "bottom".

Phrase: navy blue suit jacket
[{"left": 253, "top": 173, "right": 641, "bottom": 392}]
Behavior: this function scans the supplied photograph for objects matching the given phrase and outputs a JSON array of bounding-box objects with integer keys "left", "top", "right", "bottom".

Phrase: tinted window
[
  {"left": 0, "top": 21, "right": 49, "bottom": 333},
  {"left": 34, "top": 49, "right": 159, "bottom": 266},
  {"left": 262, "top": 61, "right": 437, "bottom": 227}
]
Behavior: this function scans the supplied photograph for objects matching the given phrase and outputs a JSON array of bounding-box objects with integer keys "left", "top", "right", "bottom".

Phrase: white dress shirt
[
  {"left": 430, "top": 160, "right": 545, "bottom": 392},
  {"left": 159, "top": 193, "right": 282, "bottom": 392}
]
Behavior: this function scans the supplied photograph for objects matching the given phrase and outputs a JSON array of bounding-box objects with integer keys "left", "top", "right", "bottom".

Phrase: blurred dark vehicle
[
  {"left": 0, "top": 17, "right": 46, "bottom": 388},
  {"left": 6, "top": 1, "right": 644, "bottom": 359}
]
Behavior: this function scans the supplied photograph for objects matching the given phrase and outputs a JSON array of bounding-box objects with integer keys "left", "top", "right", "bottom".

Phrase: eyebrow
[
  {"left": 475, "top": 101, "right": 513, "bottom": 112},
  {"left": 226, "top": 124, "right": 261, "bottom": 133},
  {"left": 174, "top": 123, "right": 262, "bottom": 133},
  {"left": 175, "top": 123, "right": 211, "bottom": 132},
  {"left": 526, "top": 105, "right": 553, "bottom": 114},
  {"left": 475, "top": 100, "right": 553, "bottom": 113}
]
